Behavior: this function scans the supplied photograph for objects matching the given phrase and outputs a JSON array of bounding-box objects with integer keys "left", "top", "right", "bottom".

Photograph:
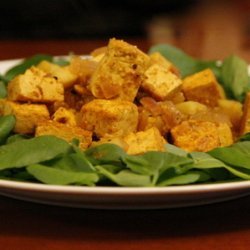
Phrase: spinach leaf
[
  {"left": 208, "top": 141, "right": 250, "bottom": 169},
  {"left": 84, "top": 144, "right": 126, "bottom": 166},
  {"left": 0, "top": 135, "right": 72, "bottom": 170},
  {"left": 0, "top": 81, "right": 7, "bottom": 98},
  {"left": 96, "top": 165, "right": 152, "bottom": 187},
  {"left": 27, "top": 164, "right": 98, "bottom": 186},
  {"left": 158, "top": 171, "right": 210, "bottom": 186},
  {"left": 4, "top": 54, "right": 53, "bottom": 82},
  {"left": 221, "top": 55, "right": 250, "bottom": 101},
  {"left": 0, "top": 115, "right": 16, "bottom": 145}
]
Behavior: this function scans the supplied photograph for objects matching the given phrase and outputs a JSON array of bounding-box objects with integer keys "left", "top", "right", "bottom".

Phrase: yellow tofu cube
[
  {"left": 89, "top": 38, "right": 150, "bottom": 101},
  {"left": 52, "top": 107, "right": 77, "bottom": 126},
  {"left": 142, "top": 64, "right": 182, "bottom": 101},
  {"left": 80, "top": 99, "right": 138, "bottom": 138},
  {"left": 182, "top": 69, "right": 224, "bottom": 107},
  {"left": 170, "top": 119, "right": 232, "bottom": 152},
  {"left": 239, "top": 92, "right": 250, "bottom": 135},
  {"left": 35, "top": 120, "right": 92, "bottom": 150},
  {"left": 218, "top": 99, "right": 243, "bottom": 132},
  {"left": 124, "top": 127, "right": 166, "bottom": 155},
  {"left": 8, "top": 66, "right": 64, "bottom": 103},
  {"left": 149, "top": 52, "right": 179, "bottom": 75},
  {"left": 0, "top": 99, "right": 50, "bottom": 134},
  {"left": 37, "top": 60, "right": 77, "bottom": 88}
]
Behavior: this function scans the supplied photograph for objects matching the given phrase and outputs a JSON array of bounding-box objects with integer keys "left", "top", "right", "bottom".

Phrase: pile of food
[{"left": 0, "top": 38, "right": 250, "bottom": 187}]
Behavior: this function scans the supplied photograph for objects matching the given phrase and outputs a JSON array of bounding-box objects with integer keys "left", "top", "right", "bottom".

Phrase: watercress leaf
[
  {"left": 84, "top": 144, "right": 126, "bottom": 166},
  {"left": 158, "top": 171, "right": 210, "bottom": 186},
  {"left": 0, "top": 81, "right": 7, "bottom": 98},
  {"left": 0, "top": 135, "right": 72, "bottom": 170},
  {"left": 96, "top": 165, "right": 152, "bottom": 187},
  {"left": 4, "top": 54, "right": 53, "bottom": 82},
  {"left": 0, "top": 115, "right": 16, "bottom": 145},
  {"left": 221, "top": 55, "right": 250, "bottom": 101},
  {"left": 225, "top": 166, "right": 250, "bottom": 180},
  {"left": 165, "top": 143, "right": 188, "bottom": 157},
  {"left": 6, "top": 134, "right": 31, "bottom": 144},
  {"left": 27, "top": 164, "right": 99, "bottom": 186},
  {"left": 189, "top": 152, "right": 228, "bottom": 168},
  {"left": 208, "top": 142, "right": 250, "bottom": 169}
]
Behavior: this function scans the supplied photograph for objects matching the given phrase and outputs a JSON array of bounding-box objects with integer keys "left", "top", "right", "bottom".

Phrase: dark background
[{"left": 0, "top": 0, "right": 197, "bottom": 39}]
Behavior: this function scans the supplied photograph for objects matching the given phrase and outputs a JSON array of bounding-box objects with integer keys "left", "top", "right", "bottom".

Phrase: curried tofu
[
  {"left": 182, "top": 69, "right": 224, "bottom": 107},
  {"left": 88, "top": 38, "right": 150, "bottom": 101},
  {"left": 0, "top": 99, "right": 50, "bottom": 134},
  {"left": 124, "top": 127, "right": 166, "bottom": 155},
  {"left": 80, "top": 99, "right": 138, "bottom": 138},
  {"left": 141, "top": 64, "right": 182, "bottom": 101},
  {"left": 170, "top": 119, "right": 233, "bottom": 152},
  {"left": 35, "top": 120, "right": 92, "bottom": 150},
  {"left": 8, "top": 66, "right": 64, "bottom": 103},
  {"left": 52, "top": 107, "right": 77, "bottom": 126},
  {"left": 37, "top": 60, "right": 77, "bottom": 89},
  {"left": 239, "top": 92, "right": 250, "bottom": 135},
  {"left": 149, "top": 52, "right": 179, "bottom": 75}
]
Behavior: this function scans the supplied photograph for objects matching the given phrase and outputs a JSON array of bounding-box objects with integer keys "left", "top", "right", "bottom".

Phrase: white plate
[
  {"left": 0, "top": 179, "right": 250, "bottom": 209},
  {"left": 0, "top": 58, "right": 250, "bottom": 209}
]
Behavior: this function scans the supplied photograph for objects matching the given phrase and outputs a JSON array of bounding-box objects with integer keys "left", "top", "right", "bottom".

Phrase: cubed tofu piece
[
  {"left": 175, "top": 101, "right": 208, "bottom": 116},
  {"left": 37, "top": 60, "right": 77, "bottom": 88},
  {"left": 80, "top": 99, "right": 138, "bottom": 138},
  {"left": 182, "top": 69, "right": 224, "bottom": 107},
  {"left": 35, "top": 120, "right": 92, "bottom": 150},
  {"left": 52, "top": 107, "right": 77, "bottom": 126},
  {"left": 170, "top": 119, "right": 231, "bottom": 152},
  {"left": 0, "top": 100, "right": 50, "bottom": 134},
  {"left": 124, "top": 127, "right": 166, "bottom": 155},
  {"left": 218, "top": 99, "right": 243, "bottom": 132},
  {"left": 141, "top": 64, "right": 182, "bottom": 101},
  {"left": 8, "top": 66, "right": 64, "bottom": 103},
  {"left": 239, "top": 92, "right": 250, "bottom": 135},
  {"left": 216, "top": 123, "right": 234, "bottom": 147},
  {"left": 89, "top": 38, "right": 150, "bottom": 101},
  {"left": 149, "top": 52, "right": 179, "bottom": 75}
]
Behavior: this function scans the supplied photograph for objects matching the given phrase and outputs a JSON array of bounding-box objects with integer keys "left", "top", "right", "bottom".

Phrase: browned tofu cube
[
  {"left": 89, "top": 38, "right": 150, "bottom": 102},
  {"left": 52, "top": 107, "right": 77, "bottom": 126},
  {"left": 8, "top": 66, "right": 64, "bottom": 103},
  {"left": 170, "top": 119, "right": 233, "bottom": 152},
  {"left": 0, "top": 99, "right": 50, "bottom": 134},
  {"left": 141, "top": 64, "right": 182, "bottom": 101},
  {"left": 124, "top": 127, "right": 166, "bottom": 155},
  {"left": 35, "top": 120, "right": 92, "bottom": 150},
  {"left": 239, "top": 92, "right": 250, "bottom": 135},
  {"left": 80, "top": 99, "right": 138, "bottom": 138},
  {"left": 37, "top": 60, "right": 77, "bottom": 88},
  {"left": 149, "top": 52, "right": 179, "bottom": 75},
  {"left": 182, "top": 69, "right": 224, "bottom": 107}
]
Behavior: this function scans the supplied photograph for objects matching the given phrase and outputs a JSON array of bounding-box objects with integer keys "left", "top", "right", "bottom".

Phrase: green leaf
[
  {"left": 0, "top": 81, "right": 7, "bottom": 98},
  {"left": 0, "top": 115, "right": 16, "bottom": 145},
  {"left": 27, "top": 164, "right": 98, "bottom": 186},
  {"left": 158, "top": 171, "right": 210, "bottom": 186},
  {"left": 208, "top": 141, "right": 250, "bottom": 169},
  {"left": 84, "top": 144, "right": 126, "bottom": 166},
  {"left": 221, "top": 55, "right": 250, "bottom": 101},
  {"left": 4, "top": 54, "right": 53, "bottom": 82},
  {"left": 0, "top": 135, "right": 72, "bottom": 170},
  {"left": 96, "top": 165, "right": 152, "bottom": 187}
]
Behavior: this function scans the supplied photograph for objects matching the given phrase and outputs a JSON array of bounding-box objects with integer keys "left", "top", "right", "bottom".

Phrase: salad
[{"left": 0, "top": 38, "right": 250, "bottom": 187}]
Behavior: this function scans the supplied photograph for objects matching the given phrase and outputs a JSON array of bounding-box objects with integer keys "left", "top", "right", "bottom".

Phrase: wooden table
[{"left": 0, "top": 40, "right": 250, "bottom": 250}]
